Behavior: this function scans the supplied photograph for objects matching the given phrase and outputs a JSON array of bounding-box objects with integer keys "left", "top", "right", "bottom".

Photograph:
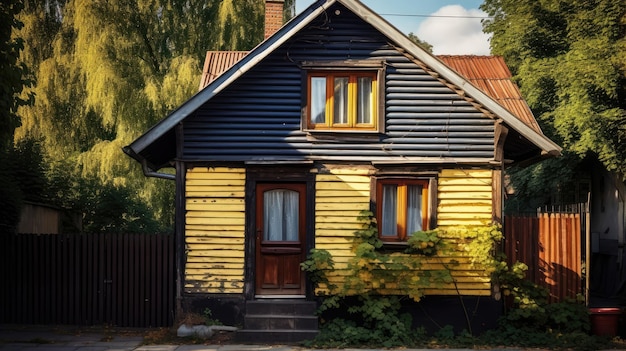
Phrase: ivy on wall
[
  {"left": 302, "top": 211, "right": 504, "bottom": 311},
  {"left": 301, "top": 211, "right": 591, "bottom": 348}
]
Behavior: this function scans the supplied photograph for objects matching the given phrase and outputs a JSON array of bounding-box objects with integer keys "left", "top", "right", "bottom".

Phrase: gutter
[
  {"left": 141, "top": 159, "right": 175, "bottom": 180},
  {"left": 122, "top": 145, "right": 176, "bottom": 180}
]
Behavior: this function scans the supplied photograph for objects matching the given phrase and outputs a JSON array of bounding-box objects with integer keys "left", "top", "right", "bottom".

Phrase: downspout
[
  {"left": 174, "top": 124, "right": 186, "bottom": 322},
  {"left": 142, "top": 159, "right": 175, "bottom": 180}
]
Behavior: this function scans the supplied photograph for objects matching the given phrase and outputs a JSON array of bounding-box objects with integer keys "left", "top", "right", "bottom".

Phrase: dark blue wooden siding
[{"left": 184, "top": 2, "right": 494, "bottom": 162}]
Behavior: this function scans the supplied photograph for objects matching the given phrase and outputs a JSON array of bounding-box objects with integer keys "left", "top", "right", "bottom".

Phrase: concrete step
[
  {"left": 244, "top": 314, "right": 318, "bottom": 330},
  {"left": 235, "top": 329, "right": 319, "bottom": 343},
  {"left": 245, "top": 299, "right": 317, "bottom": 315},
  {"left": 235, "top": 299, "right": 319, "bottom": 343}
]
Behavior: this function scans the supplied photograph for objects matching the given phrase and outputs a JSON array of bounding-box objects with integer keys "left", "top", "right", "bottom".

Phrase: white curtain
[
  {"left": 357, "top": 77, "right": 372, "bottom": 124},
  {"left": 333, "top": 77, "right": 348, "bottom": 124},
  {"left": 406, "top": 185, "right": 423, "bottom": 236},
  {"left": 264, "top": 189, "right": 299, "bottom": 241},
  {"left": 381, "top": 184, "right": 397, "bottom": 237},
  {"left": 311, "top": 77, "right": 326, "bottom": 124}
]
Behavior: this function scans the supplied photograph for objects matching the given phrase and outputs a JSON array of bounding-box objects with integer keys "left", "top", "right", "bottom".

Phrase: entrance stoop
[{"left": 235, "top": 299, "right": 319, "bottom": 343}]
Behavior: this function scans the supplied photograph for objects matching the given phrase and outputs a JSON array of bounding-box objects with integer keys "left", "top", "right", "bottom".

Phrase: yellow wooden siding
[
  {"left": 437, "top": 169, "right": 493, "bottom": 227},
  {"left": 185, "top": 167, "right": 246, "bottom": 294},
  {"left": 181, "top": 166, "right": 494, "bottom": 296},
  {"left": 315, "top": 172, "right": 371, "bottom": 267},
  {"left": 314, "top": 167, "right": 494, "bottom": 297}
]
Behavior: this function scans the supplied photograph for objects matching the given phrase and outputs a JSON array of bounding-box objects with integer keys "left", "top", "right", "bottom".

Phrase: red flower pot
[{"left": 589, "top": 307, "right": 622, "bottom": 337}]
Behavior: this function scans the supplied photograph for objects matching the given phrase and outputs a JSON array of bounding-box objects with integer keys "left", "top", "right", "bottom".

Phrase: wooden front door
[{"left": 255, "top": 183, "right": 306, "bottom": 295}]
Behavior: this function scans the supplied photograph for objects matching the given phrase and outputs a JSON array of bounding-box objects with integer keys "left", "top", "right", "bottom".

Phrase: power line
[{"left": 379, "top": 12, "right": 493, "bottom": 19}]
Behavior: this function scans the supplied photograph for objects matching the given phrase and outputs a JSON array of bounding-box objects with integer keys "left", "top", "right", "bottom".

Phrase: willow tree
[
  {"left": 481, "top": 0, "right": 626, "bottom": 209},
  {"left": 15, "top": 0, "right": 269, "bottom": 232}
]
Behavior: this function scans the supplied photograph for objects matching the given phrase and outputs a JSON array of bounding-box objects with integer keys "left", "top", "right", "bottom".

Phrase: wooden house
[{"left": 124, "top": 0, "right": 560, "bottom": 341}]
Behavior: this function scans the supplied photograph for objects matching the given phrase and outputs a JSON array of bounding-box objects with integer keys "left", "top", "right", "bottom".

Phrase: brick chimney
[{"left": 265, "top": 0, "right": 285, "bottom": 39}]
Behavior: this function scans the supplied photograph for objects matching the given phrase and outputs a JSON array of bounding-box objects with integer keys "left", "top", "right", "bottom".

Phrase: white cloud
[{"left": 416, "top": 5, "right": 491, "bottom": 55}]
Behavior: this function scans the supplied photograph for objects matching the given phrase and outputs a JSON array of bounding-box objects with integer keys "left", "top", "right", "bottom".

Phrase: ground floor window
[{"left": 376, "top": 179, "right": 430, "bottom": 242}]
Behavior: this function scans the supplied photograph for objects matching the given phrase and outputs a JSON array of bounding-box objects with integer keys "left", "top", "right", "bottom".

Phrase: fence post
[{"left": 585, "top": 193, "right": 591, "bottom": 305}]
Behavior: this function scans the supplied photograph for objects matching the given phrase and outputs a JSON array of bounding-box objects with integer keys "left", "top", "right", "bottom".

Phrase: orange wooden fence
[{"left": 505, "top": 210, "right": 584, "bottom": 302}]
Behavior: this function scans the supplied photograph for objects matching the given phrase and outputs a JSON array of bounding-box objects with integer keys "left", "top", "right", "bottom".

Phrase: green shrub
[{"left": 302, "top": 212, "right": 604, "bottom": 350}]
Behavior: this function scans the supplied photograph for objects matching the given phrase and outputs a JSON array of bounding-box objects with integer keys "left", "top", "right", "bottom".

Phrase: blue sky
[{"left": 294, "top": 0, "right": 491, "bottom": 55}]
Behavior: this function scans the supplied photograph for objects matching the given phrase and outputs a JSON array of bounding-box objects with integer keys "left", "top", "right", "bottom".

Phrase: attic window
[{"left": 302, "top": 61, "right": 385, "bottom": 133}]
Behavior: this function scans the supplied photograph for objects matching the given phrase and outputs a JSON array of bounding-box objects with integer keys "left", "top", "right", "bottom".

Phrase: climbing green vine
[
  {"left": 302, "top": 213, "right": 500, "bottom": 343},
  {"left": 301, "top": 211, "right": 505, "bottom": 307},
  {"left": 301, "top": 211, "right": 595, "bottom": 348},
  {"left": 301, "top": 211, "right": 454, "bottom": 312}
]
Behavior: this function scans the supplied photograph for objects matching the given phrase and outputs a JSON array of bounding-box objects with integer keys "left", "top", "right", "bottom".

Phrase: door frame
[{"left": 244, "top": 168, "right": 315, "bottom": 300}]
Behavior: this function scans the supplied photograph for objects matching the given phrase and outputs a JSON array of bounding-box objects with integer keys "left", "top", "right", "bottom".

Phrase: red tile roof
[{"left": 199, "top": 52, "right": 542, "bottom": 134}]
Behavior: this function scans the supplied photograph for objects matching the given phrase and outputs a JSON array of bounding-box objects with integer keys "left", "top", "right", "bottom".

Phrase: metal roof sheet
[
  {"left": 437, "top": 55, "right": 542, "bottom": 134},
  {"left": 199, "top": 51, "right": 249, "bottom": 90}
]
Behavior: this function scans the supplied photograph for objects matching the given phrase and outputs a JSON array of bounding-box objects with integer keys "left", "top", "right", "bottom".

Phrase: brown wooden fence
[
  {"left": 0, "top": 233, "right": 175, "bottom": 327},
  {"left": 505, "top": 207, "right": 585, "bottom": 302}
]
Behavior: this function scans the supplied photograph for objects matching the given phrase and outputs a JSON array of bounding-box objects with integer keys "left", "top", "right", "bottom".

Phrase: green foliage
[
  {"left": 42, "top": 157, "right": 171, "bottom": 234},
  {"left": 504, "top": 153, "right": 580, "bottom": 212},
  {"left": 545, "top": 298, "right": 590, "bottom": 333},
  {"left": 497, "top": 261, "right": 549, "bottom": 321},
  {"left": 0, "top": 0, "right": 33, "bottom": 150},
  {"left": 0, "top": 0, "right": 34, "bottom": 233},
  {"left": 9, "top": 137, "right": 47, "bottom": 203},
  {"left": 302, "top": 211, "right": 451, "bottom": 346},
  {"left": 307, "top": 211, "right": 454, "bottom": 305},
  {"left": 433, "top": 324, "right": 456, "bottom": 341},
  {"left": 10, "top": 0, "right": 279, "bottom": 232},
  {"left": 304, "top": 216, "right": 601, "bottom": 349},
  {"left": 405, "top": 230, "right": 442, "bottom": 256},
  {"left": 0, "top": 148, "right": 23, "bottom": 233},
  {"left": 455, "top": 224, "right": 503, "bottom": 274},
  {"left": 303, "top": 213, "right": 509, "bottom": 346},
  {"left": 80, "top": 182, "right": 163, "bottom": 234},
  {"left": 407, "top": 32, "right": 433, "bottom": 53},
  {"left": 495, "top": 257, "right": 590, "bottom": 335},
  {"left": 308, "top": 296, "right": 418, "bottom": 348},
  {"left": 0, "top": 137, "right": 49, "bottom": 233},
  {"left": 202, "top": 308, "right": 222, "bottom": 326},
  {"left": 301, "top": 248, "right": 336, "bottom": 291},
  {"left": 481, "top": 0, "right": 626, "bottom": 180},
  {"left": 353, "top": 211, "right": 382, "bottom": 248}
]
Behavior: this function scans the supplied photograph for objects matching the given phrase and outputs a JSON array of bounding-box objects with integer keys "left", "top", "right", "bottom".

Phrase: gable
[
  {"left": 184, "top": 2, "right": 494, "bottom": 163},
  {"left": 124, "top": 0, "right": 560, "bottom": 172}
]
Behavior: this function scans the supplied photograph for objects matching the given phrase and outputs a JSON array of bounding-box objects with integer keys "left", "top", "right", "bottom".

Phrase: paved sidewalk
[
  {"left": 0, "top": 326, "right": 308, "bottom": 351},
  {"left": 0, "top": 325, "right": 536, "bottom": 351}
]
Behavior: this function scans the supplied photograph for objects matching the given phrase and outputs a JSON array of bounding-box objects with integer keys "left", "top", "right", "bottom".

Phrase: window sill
[{"left": 305, "top": 131, "right": 383, "bottom": 143}]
